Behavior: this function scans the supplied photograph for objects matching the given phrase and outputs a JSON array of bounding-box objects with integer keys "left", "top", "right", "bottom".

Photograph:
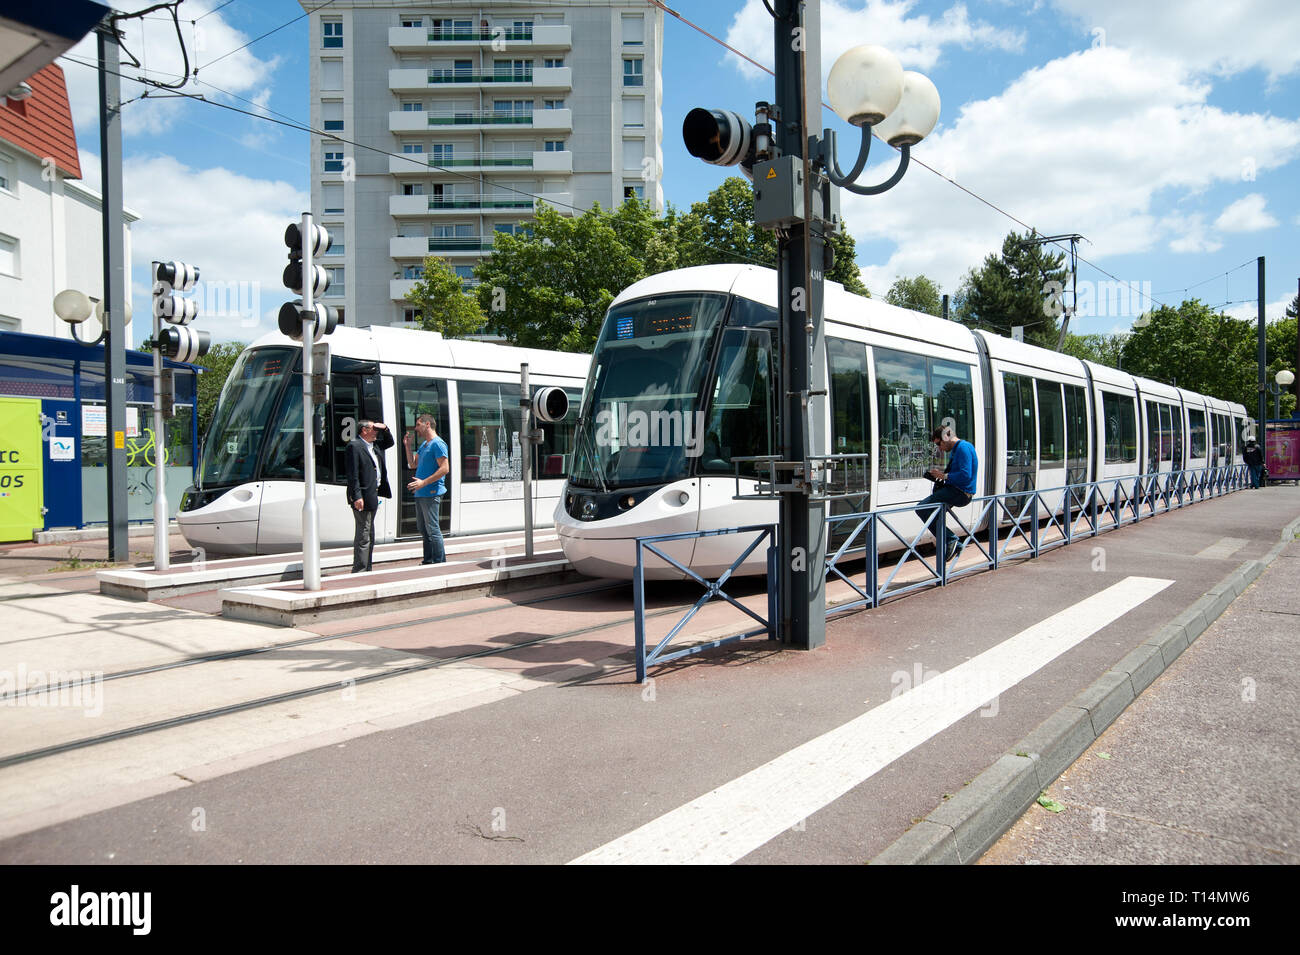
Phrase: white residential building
[{"left": 301, "top": 1, "right": 665, "bottom": 328}]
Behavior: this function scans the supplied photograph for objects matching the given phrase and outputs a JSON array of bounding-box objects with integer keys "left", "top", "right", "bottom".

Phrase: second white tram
[
  {"left": 179, "top": 325, "right": 589, "bottom": 555},
  {"left": 556, "top": 265, "right": 1249, "bottom": 579}
]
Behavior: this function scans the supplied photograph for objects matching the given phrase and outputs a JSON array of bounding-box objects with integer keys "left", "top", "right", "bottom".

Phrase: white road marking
[
  {"left": 571, "top": 575, "right": 1174, "bottom": 865},
  {"left": 1195, "top": 537, "right": 1248, "bottom": 560}
]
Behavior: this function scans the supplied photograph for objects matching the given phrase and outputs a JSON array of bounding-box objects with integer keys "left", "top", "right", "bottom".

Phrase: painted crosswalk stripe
[
  {"left": 1195, "top": 537, "right": 1248, "bottom": 560},
  {"left": 570, "top": 575, "right": 1173, "bottom": 865}
]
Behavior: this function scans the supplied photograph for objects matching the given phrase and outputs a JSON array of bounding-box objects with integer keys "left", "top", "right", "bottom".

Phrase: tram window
[
  {"left": 262, "top": 374, "right": 308, "bottom": 480},
  {"left": 875, "top": 349, "right": 928, "bottom": 481},
  {"left": 1003, "top": 373, "right": 1036, "bottom": 469},
  {"left": 329, "top": 374, "right": 363, "bottom": 484},
  {"left": 1037, "top": 380, "right": 1065, "bottom": 468},
  {"left": 1064, "top": 383, "right": 1088, "bottom": 482},
  {"left": 1102, "top": 392, "right": 1137, "bottom": 464},
  {"left": 1188, "top": 408, "right": 1206, "bottom": 458},
  {"left": 395, "top": 377, "right": 449, "bottom": 537},
  {"left": 727, "top": 296, "right": 778, "bottom": 327},
  {"left": 1159, "top": 403, "right": 1173, "bottom": 462},
  {"left": 699, "top": 329, "right": 774, "bottom": 476},
  {"left": 930, "top": 360, "right": 973, "bottom": 447},
  {"left": 199, "top": 346, "right": 295, "bottom": 487},
  {"left": 1144, "top": 400, "right": 1160, "bottom": 473},
  {"left": 828, "top": 338, "right": 868, "bottom": 455},
  {"left": 458, "top": 381, "right": 525, "bottom": 483},
  {"left": 1172, "top": 406, "right": 1184, "bottom": 466}
]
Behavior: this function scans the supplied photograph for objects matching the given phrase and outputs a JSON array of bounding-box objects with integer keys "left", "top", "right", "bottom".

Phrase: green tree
[
  {"left": 885, "top": 275, "right": 942, "bottom": 316},
  {"left": 1120, "top": 300, "right": 1257, "bottom": 405},
  {"left": 191, "top": 341, "right": 246, "bottom": 435},
  {"left": 954, "top": 231, "right": 1068, "bottom": 347},
  {"left": 1266, "top": 312, "right": 1298, "bottom": 417},
  {"left": 474, "top": 202, "right": 649, "bottom": 352},
  {"left": 406, "top": 255, "right": 486, "bottom": 338},
  {"left": 1061, "top": 333, "right": 1126, "bottom": 370}
]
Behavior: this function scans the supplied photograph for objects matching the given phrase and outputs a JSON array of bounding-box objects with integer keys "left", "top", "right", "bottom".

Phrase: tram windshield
[
  {"left": 198, "top": 346, "right": 296, "bottom": 486},
  {"left": 570, "top": 292, "right": 728, "bottom": 489}
]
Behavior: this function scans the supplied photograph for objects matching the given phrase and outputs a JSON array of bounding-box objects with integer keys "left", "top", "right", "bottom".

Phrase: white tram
[
  {"left": 179, "top": 325, "right": 588, "bottom": 555},
  {"left": 556, "top": 265, "right": 1249, "bottom": 579}
]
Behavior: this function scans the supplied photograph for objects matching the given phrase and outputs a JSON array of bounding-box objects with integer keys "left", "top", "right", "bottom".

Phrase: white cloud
[
  {"left": 837, "top": 46, "right": 1300, "bottom": 292},
  {"left": 1163, "top": 213, "right": 1223, "bottom": 254},
  {"left": 1050, "top": 0, "right": 1300, "bottom": 80},
  {"left": 79, "top": 152, "right": 309, "bottom": 344},
  {"left": 1223, "top": 296, "right": 1292, "bottom": 323},
  {"left": 724, "top": 0, "right": 1024, "bottom": 80},
  {"left": 1213, "top": 194, "right": 1279, "bottom": 232},
  {"left": 63, "top": 1, "right": 279, "bottom": 141}
]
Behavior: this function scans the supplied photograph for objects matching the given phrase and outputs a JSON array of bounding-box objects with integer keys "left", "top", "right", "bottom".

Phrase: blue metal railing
[
  {"left": 631, "top": 464, "right": 1247, "bottom": 680},
  {"left": 633, "top": 524, "right": 777, "bottom": 683}
]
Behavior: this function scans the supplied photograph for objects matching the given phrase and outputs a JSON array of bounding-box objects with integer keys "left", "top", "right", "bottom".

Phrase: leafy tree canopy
[
  {"left": 885, "top": 275, "right": 943, "bottom": 316},
  {"left": 1061, "top": 333, "right": 1125, "bottom": 370},
  {"left": 954, "top": 230, "right": 1068, "bottom": 347},
  {"left": 191, "top": 341, "right": 246, "bottom": 436},
  {"left": 406, "top": 255, "right": 486, "bottom": 338}
]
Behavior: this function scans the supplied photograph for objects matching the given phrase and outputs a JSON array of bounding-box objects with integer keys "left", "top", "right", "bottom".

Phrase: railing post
[
  {"left": 634, "top": 541, "right": 646, "bottom": 683},
  {"left": 867, "top": 513, "right": 878, "bottom": 607},
  {"left": 766, "top": 531, "right": 778, "bottom": 640},
  {"left": 1030, "top": 492, "right": 1040, "bottom": 556},
  {"left": 1090, "top": 481, "right": 1099, "bottom": 535},
  {"left": 990, "top": 501, "right": 1000, "bottom": 570}
]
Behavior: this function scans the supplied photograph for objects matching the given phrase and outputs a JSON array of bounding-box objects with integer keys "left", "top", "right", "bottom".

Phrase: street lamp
[
  {"left": 1269, "top": 369, "right": 1295, "bottom": 419},
  {"left": 53, "top": 288, "right": 133, "bottom": 345}
]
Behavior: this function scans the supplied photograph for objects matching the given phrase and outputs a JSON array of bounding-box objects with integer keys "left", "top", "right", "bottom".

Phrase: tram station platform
[{"left": 96, "top": 529, "right": 565, "bottom": 601}]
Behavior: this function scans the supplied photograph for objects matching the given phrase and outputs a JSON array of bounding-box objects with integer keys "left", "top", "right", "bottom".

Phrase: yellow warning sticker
[
  {"left": 114, "top": 431, "right": 125, "bottom": 449},
  {"left": 765, "top": 167, "right": 777, "bottom": 179}
]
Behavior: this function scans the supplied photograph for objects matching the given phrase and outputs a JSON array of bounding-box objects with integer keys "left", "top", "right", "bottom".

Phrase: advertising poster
[{"left": 1265, "top": 421, "right": 1300, "bottom": 481}]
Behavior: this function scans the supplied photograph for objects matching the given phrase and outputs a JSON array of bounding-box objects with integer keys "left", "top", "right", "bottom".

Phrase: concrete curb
[
  {"left": 34, "top": 523, "right": 180, "bottom": 544},
  {"left": 869, "top": 514, "right": 1299, "bottom": 865}
]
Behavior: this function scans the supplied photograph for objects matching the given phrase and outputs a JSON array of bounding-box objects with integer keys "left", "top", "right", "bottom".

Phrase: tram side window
[
  {"left": 828, "top": 338, "right": 869, "bottom": 455},
  {"left": 874, "top": 348, "right": 972, "bottom": 481},
  {"left": 1037, "top": 380, "right": 1065, "bottom": 468},
  {"left": 699, "top": 328, "right": 774, "bottom": 476},
  {"left": 329, "top": 374, "right": 364, "bottom": 484},
  {"left": 1172, "top": 406, "right": 1184, "bottom": 466},
  {"left": 534, "top": 387, "right": 583, "bottom": 478},
  {"left": 1064, "top": 383, "right": 1088, "bottom": 482},
  {"left": 1144, "top": 400, "right": 1160, "bottom": 473},
  {"left": 459, "top": 381, "right": 524, "bottom": 483},
  {"left": 1102, "top": 392, "right": 1137, "bottom": 464},
  {"left": 1188, "top": 408, "right": 1207, "bottom": 459},
  {"left": 1159, "top": 403, "right": 1174, "bottom": 462},
  {"left": 1003, "top": 373, "right": 1036, "bottom": 469}
]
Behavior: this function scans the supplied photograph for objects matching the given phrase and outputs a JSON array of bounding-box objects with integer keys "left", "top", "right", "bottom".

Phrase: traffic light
[
  {"left": 532, "top": 386, "right": 569, "bottom": 424},
  {"left": 280, "top": 218, "right": 338, "bottom": 341},
  {"left": 151, "top": 260, "right": 210, "bottom": 403},
  {"left": 682, "top": 107, "right": 757, "bottom": 178}
]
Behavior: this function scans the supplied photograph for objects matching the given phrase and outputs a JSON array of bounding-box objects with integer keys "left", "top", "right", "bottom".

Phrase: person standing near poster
[{"left": 404, "top": 413, "right": 449, "bottom": 564}]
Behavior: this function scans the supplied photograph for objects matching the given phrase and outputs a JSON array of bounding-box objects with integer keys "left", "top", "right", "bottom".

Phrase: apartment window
[
  {"left": 510, "top": 20, "right": 534, "bottom": 40},
  {"left": 400, "top": 100, "right": 424, "bottom": 112},
  {"left": 622, "top": 14, "right": 645, "bottom": 45},
  {"left": 400, "top": 17, "right": 422, "bottom": 28},
  {"left": 0, "top": 152, "right": 13, "bottom": 193},
  {"left": 622, "top": 139, "right": 643, "bottom": 169},
  {"left": 0, "top": 234, "right": 19, "bottom": 276},
  {"left": 323, "top": 149, "right": 343, "bottom": 172},
  {"left": 402, "top": 182, "right": 424, "bottom": 196},
  {"left": 430, "top": 144, "right": 455, "bottom": 164},
  {"left": 623, "top": 97, "right": 644, "bottom": 128},
  {"left": 324, "top": 242, "right": 344, "bottom": 256},
  {"left": 403, "top": 308, "right": 418, "bottom": 323},
  {"left": 543, "top": 57, "right": 564, "bottom": 69},
  {"left": 543, "top": 99, "right": 565, "bottom": 110},
  {"left": 432, "top": 18, "right": 472, "bottom": 40},
  {"left": 432, "top": 224, "right": 472, "bottom": 238},
  {"left": 544, "top": 140, "right": 565, "bottom": 152},
  {"left": 326, "top": 267, "right": 344, "bottom": 295},
  {"left": 401, "top": 142, "right": 424, "bottom": 154},
  {"left": 321, "top": 59, "right": 343, "bottom": 90},
  {"left": 322, "top": 101, "right": 343, "bottom": 131},
  {"left": 623, "top": 58, "right": 643, "bottom": 87},
  {"left": 493, "top": 99, "right": 532, "bottom": 120},
  {"left": 623, "top": 184, "right": 645, "bottom": 200},
  {"left": 323, "top": 184, "right": 343, "bottom": 214},
  {"left": 494, "top": 59, "right": 532, "bottom": 81},
  {"left": 322, "top": 20, "right": 343, "bottom": 48},
  {"left": 404, "top": 265, "right": 424, "bottom": 280},
  {"left": 495, "top": 222, "right": 532, "bottom": 238}
]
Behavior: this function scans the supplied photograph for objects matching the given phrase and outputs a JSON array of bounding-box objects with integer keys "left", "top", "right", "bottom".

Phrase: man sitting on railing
[{"left": 919, "top": 425, "right": 979, "bottom": 564}]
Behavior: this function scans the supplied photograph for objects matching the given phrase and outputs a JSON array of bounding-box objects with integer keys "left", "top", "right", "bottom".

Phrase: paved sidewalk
[{"left": 979, "top": 538, "right": 1299, "bottom": 865}]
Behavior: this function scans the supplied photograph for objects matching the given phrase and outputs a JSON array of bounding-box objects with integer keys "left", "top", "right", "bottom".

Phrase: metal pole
[
  {"left": 941, "top": 294, "right": 949, "bottom": 321},
  {"left": 520, "top": 362, "right": 534, "bottom": 560},
  {"left": 1257, "top": 257, "right": 1267, "bottom": 435},
  {"left": 151, "top": 264, "right": 168, "bottom": 571},
  {"left": 98, "top": 21, "right": 129, "bottom": 561},
  {"left": 774, "top": 0, "right": 826, "bottom": 649},
  {"left": 301, "top": 212, "right": 321, "bottom": 590}
]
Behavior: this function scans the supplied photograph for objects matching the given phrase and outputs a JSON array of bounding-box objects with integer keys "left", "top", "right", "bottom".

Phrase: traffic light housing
[
  {"left": 284, "top": 221, "right": 332, "bottom": 298},
  {"left": 152, "top": 260, "right": 201, "bottom": 324},
  {"left": 278, "top": 300, "right": 339, "bottom": 342},
  {"left": 156, "top": 325, "right": 212, "bottom": 363},
  {"left": 683, "top": 108, "right": 757, "bottom": 178},
  {"left": 532, "top": 386, "right": 569, "bottom": 424}
]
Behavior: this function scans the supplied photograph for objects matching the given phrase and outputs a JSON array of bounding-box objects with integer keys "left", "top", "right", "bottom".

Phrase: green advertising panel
[{"left": 0, "top": 398, "right": 44, "bottom": 542}]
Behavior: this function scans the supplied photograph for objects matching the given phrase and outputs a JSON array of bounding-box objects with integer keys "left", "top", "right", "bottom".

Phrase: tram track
[{"left": 0, "top": 579, "right": 735, "bottom": 770}]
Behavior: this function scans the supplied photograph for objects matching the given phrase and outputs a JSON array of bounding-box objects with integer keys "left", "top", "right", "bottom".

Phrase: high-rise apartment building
[{"left": 302, "top": 1, "right": 665, "bottom": 328}]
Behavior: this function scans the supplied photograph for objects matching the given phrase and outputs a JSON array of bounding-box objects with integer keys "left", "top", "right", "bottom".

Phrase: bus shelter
[
  {"left": 1265, "top": 419, "right": 1300, "bottom": 483},
  {"left": 0, "top": 331, "right": 199, "bottom": 541}
]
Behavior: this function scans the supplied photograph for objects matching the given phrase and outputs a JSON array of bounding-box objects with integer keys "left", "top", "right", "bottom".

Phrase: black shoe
[{"left": 944, "top": 539, "right": 960, "bottom": 563}]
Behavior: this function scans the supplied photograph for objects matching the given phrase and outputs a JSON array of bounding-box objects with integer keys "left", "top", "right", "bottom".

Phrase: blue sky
[{"left": 58, "top": 0, "right": 1300, "bottom": 346}]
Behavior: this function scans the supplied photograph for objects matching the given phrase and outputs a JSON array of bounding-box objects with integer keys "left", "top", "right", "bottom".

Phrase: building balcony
[
  {"left": 389, "top": 24, "right": 572, "bottom": 52},
  {"left": 388, "top": 108, "right": 571, "bottom": 133},
  {"left": 389, "top": 193, "right": 568, "bottom": 217},
  {"left": 388, "top": 150, "right": 570, "bottom": 175},
  {"left": 388, "top": 66, "right": 570, "bottom": 93},
  {"left": 390, "top": 235, "right": 497, "bottom": 258},
  {"left": 390, "top": 279, "right": 418, "bottom": 300}
]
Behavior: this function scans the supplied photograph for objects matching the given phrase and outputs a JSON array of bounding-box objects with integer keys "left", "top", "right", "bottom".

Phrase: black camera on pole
[
  {"left": 280, "top": 221, "right": 338, "bottom": 341},
  {"left": 682, "top": 107, "right": 758, "bottom": 179}
]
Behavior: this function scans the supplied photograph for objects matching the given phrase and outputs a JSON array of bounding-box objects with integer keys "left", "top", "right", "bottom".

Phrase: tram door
[
  {"left": 827, "top": 338, "right": 871, "bottom": 552},
  {"left": 395, "top": 377, "right": 451, "bottom": 539}
]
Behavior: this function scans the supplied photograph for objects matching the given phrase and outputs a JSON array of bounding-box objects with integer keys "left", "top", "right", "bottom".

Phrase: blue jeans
[
  {"left": 416, "top": 495, "right": 445, "bottom": 563},
  {"left": 917, "top": 484, "right": 971, "bottom": 545}
]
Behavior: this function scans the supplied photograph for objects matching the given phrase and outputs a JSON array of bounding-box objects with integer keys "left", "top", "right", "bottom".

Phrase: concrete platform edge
[{"left": 868, "top": 516, "right": 1297, "bottom": 865}]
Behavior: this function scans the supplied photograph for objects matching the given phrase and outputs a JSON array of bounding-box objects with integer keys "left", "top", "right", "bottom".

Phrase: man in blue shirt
[
  {"left": 918, "top": 425, "right": 979, "bottom": 564},
  {"left": 404, "top": 413, "right": 449, "bottom": 564}
]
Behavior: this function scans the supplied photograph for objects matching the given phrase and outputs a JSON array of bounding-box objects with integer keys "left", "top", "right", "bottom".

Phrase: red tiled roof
[{"left": 0, "top": 64, "right": 81, "bottom": 179}]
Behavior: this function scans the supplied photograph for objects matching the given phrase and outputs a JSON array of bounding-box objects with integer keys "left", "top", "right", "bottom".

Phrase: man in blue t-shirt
[
  {"left": 404, "top": 413, "right": 449, "bottom": 564},
  {"left": 918, "top": 425, "right": 979, "bottom": 564}
]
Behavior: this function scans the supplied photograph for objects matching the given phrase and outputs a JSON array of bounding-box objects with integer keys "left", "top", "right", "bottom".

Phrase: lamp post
[
  {"left": 683, "top": 6, "right": 940, "bottom": 651},
  {"left": 1269, "top": 369, "right": 1295, "bottom": 420}
]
